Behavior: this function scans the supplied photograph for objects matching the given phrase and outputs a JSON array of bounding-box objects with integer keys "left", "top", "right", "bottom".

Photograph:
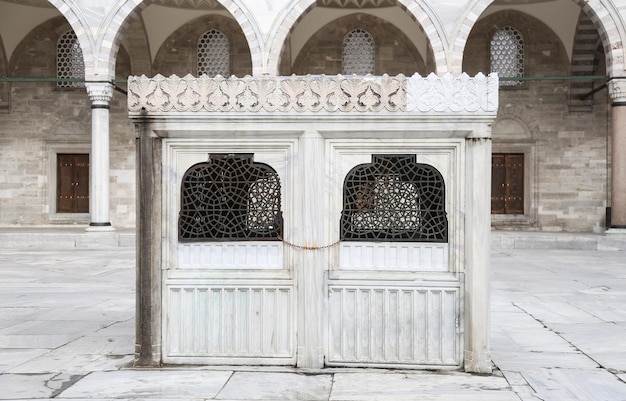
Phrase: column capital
[
  {"left": 85, "top": 82, "right": 113, "bottom": 106},
  {"left": 608, "top": 78, "right": 626, "bottom": 104}
]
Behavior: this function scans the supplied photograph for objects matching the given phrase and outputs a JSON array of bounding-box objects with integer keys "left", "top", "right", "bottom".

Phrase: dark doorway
[
  {"left": 57, "top": 153, "right": 89, "bottom": 213},
  {"left": 491, "top": 153, "right": 524, "bottom": 214}
]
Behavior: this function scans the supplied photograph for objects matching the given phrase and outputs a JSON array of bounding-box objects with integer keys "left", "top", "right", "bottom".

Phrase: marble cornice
[{"left": 128, "top": 73, "right": 498, "bottom": 115}]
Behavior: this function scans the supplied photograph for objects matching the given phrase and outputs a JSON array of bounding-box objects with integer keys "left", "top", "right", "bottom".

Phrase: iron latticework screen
[
  {"left": 179, "top": 154, "right": 282, "bottom": 241},
  {"left": 340, "top": 154, "right": 448, "bottom": 242}
]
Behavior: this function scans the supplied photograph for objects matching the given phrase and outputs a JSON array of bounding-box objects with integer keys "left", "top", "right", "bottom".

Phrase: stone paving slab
[
  {"left": 59, "top": 370, "right": 233, "bottom": 399},
  {"left": 216, "top": 372, "right": 333, "bottom": 400},
  {"left": 1, "top": 243, "right": 626, "bottom": 400},
  {"left": 329, "top": 372, "right": 518, "bottom": 401}
]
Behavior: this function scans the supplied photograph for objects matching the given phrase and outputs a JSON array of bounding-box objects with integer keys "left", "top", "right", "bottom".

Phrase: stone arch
[
  {"left": 455, "top": 0, "right": 625, "bottom": 76},
  {"left": 152, "top": 14, "right": 252, "bottom": 77},
  {"left": 0, "top": 34, "right": 9, "bottom": 110},
  {"left": 267, "top": 0, "right": 448, "bottom": 75},
  {"left": 569, "top": 10, "right": 605, "bottom": 110},
  {"left": 463, "top": 10, "right": 570, "bottom": 80},
  {"left": 47, "top": 0, "right": 97, "bottom": 78},
  {"left": 48, "top": 0, "right": 264, "bottom": 79},
  {"left": 50, "top": 115, "right": 91, "bottom": 138},
  {"left": 9, "top": 16, "right": 75, "bottom": 79},
  {"left": 287, "top": 13, "right": 425, "bottom": 76},
  {"left": 492, "top": 115, "right": 531, "bottom": 140}
]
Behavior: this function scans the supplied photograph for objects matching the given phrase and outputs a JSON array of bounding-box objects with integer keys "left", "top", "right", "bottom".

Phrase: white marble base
[
  {"left": 216, "top": 371, "right": 332, "bottom": 400},
  {"left": 59, "top": 370, "right": 233, "bottom": 399}
]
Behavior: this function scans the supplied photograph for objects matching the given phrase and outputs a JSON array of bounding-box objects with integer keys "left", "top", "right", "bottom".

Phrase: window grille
[
  {"left": 340, "top": 154, "right": 447, "bottom": 242},
  {"left": 57, "top": 31, "right": 84, "bottom": 88},
  {"left": 179, "top": 154, "right": 282, "bottom": 241},
  {"left": 342, "top": 28, "right": 375, "bottom": 75},
  {"left": 490, "top": 26, "right": 524, "bottom": 87},
  {"left": 197, "top": 29, "right": 230, "bottom": 77}
]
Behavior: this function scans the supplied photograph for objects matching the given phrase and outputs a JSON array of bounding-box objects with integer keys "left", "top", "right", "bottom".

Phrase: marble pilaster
[{"left": 608, "top": 78, "right": 626, "bottom": 228}]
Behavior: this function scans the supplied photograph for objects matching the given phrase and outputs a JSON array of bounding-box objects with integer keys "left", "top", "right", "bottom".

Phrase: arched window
[
  {"left": 57, "top": 31, "right": 84, "bottom": 88},
  {"left": 490, "top": 26, "right": 524, "bottom": 87},
  {"left": 179, "top": 154, "right": 282, "bottom": 241},
  {"left": 340, "top": 154, "right": 447, "bottom": 242},
  {"left": 342, "top": 28, "right": 375, "bottom": 75},
  {"left": 197, "top": 29, "right": 230, "bottom": 77}
]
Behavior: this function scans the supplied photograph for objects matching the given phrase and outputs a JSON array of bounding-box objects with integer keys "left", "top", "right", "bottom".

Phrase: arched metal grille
[
  {"left": 197, "top": 29, "right": 230, "bottom": 77},
  {"left": 179, "top": 154, "right": 282, "bottom": 241},
  {"left": 490, "top": 26, "right": 524, "bottom": 87},
  {"left": 342, "top": 28, "right": 375, "bottom": 75},
  {"left": 57, "top": 31, "right": 84, "bottom": 88},
  {"left": 340, "top": 154, "right": 447, "bottom": 242}
]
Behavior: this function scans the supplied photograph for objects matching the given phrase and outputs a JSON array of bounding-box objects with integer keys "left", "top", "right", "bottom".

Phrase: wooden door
[
  {"left": 57, "top": 154, "right": 89, "bottom": 213},
  {"left": 491, "top": 153, "right": 524, "bottom": 214}
]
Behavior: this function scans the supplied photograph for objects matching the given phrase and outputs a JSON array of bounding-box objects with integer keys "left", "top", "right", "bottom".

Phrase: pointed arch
[
  {"left": 569, "top": 10, "right": 604, "bottom": 110},
  {"left": 0, "top": 34, "right": 8, "bottom": 110},
  {"left": 455, "top": 0, "right": 625, "bottom": 76},
  {"left": 47, "top": 0, "right": 97, "bottom": 78},
  {"left": 266, "top": 0, "right": 449, "bottom": 75},
  {"left": 49, "top": 0, "right": 264, "bottom": 79}
]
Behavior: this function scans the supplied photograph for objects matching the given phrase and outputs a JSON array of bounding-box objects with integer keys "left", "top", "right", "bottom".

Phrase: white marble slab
[
  {"left": 0, "top": 372, "right": 82, "bottom": 399},
  {"left": 515, "top": 301, "right": 603, "bottom": 324},
  {"left": 58, "top": 370, "right": 233, "bottom": 399},
  {"left": 0, "top": 348, "right": 50, "bottom": 373},
  {"left": 8, "top": 352, "right": 134, "bottom": 374},
  {"left": 216, "top": 372, "right": 332, "bottom": 400},
  {"left": 522, "top": 368, "right": 626, "bottom": 400},
  {"left": 330, "top": 372, "right": 519, "bottom": 400}
]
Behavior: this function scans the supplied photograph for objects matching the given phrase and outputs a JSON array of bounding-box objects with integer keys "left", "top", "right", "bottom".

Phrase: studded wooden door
[
  {"left": 57, "top": 153, "right": 89, "bottom": 213},
  {"left": 491, "top": 153, "right": 524, "bottom": 214}
]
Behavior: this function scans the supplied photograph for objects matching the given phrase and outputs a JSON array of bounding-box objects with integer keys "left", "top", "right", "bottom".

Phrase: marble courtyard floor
[{"left": 1, "top": 242, "right": 626, "bottom": 400}]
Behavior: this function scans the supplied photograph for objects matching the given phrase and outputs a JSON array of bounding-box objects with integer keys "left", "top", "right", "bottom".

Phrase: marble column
[
  {"left": 135, "top": 118, "right": 162, "bottom": 366},
  {"left": 608, "top": 79, "right": 626, "bottom": 228},
  {"left": 85, "top": 82, "right": 115, "bottom": 231},
  {"left": 464, "top": 135, "right": 493, "bottom": 373}
]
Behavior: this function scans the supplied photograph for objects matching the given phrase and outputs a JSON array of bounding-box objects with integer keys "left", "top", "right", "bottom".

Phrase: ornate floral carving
[
  {"left": 407, "top": 73, "right": 498, "bottom": 113},
  {"left": 128, "top": 73, "right": 499, "bottom": 114}
]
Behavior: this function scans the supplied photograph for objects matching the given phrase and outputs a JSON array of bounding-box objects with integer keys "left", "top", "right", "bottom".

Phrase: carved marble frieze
[
  {"left": 151, "top": 0, "right": 223, "bottom": 9},
  {"left": 127, "top": 73, "right": 498, "bottom": 114},
  {"left": 317, "top": 0, "right": 396, "bottom": 8}
]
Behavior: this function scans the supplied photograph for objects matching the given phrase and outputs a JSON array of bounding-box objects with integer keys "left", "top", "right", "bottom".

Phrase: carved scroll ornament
[{"left": 127, "top": 73, "right": 498, "bottom": 114}]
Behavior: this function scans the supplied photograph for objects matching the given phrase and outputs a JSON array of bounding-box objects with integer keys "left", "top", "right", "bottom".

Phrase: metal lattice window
[
  {"left": 340, "top": 154, "right": 448, "bottom": 242},
  {"left": 197, "top": 29, "right": 230, "bottom": 77},
  {"left": 342, "top": 28, "right": 375, "bottom": 75},
  {"left": 57, "top": 31, "right": 84, "bottom": 88},
  {"left": 179, "top": 154, "right": 282, "bottom": 241},
  {"left": 490, "top": 26, "right": 524, "bottom": 87}
]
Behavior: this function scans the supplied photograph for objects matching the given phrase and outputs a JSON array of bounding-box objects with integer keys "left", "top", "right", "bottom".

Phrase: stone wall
[
  {"left": 153, "top": 14, "right": 252, "bottom": 77},
  {"left": 0, "top": 8, "right": 614, "bottom": 232},
  {"left": 465, "top": 10, "right": 609, "bottom": 232},
  {"left": 285, "top": 13, "right": 426, "bottom": 76},
  {"left": 0, "top": 17, "right": 137, "bottom": 228}
]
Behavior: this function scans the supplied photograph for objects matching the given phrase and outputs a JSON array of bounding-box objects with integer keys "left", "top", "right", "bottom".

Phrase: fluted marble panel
[
  {"left": 328, "top": 285, "right": 460, "bottom": 366},
  {"left": 165, "top": 285, "right": 294, "bottom": 360}
]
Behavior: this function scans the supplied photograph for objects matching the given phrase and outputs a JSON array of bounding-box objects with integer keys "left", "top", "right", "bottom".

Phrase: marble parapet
[{"left": 127, "top": 73, "right": 498, "bottom": 115}]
